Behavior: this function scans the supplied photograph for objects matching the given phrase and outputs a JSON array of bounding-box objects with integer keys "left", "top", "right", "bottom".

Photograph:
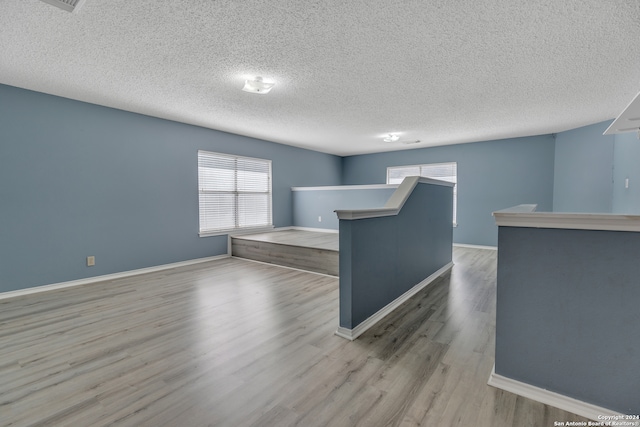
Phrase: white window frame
[
  {"left": 198, "top": 150, "right": 273, "bottom": 236},
  {"left": 386, "top": 162, "right": 457, "bottom": 225}
]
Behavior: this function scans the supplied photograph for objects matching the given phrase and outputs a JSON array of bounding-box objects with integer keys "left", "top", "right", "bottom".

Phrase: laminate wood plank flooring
[
  {"left": 231, "top": 229, "right": 339, "bottom": 275},
  {"left": 232, "top": 229, "right": 339, "bottom": 251},
  {"left": 0, "top": 248, "right": 590, "bottom": 426},
  {"left": 231, "top": 239, "right": 339, "bottom": 276}
]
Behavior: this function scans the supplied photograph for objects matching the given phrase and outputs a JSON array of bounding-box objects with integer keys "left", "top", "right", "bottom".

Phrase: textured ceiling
[{"left": 1, "top": 1, "right": 640, "bottom": 156}]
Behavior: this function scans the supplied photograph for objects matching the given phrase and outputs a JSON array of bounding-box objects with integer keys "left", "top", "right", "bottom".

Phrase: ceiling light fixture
[
  {"left": 383, "top": 133, "right": 400, "bottom": 143},
  {"left": 39, "top": 0, "right": 86, "bottom": 13},
  {"left": 242, "top": 76, "right": 275, "bottom": 94}
]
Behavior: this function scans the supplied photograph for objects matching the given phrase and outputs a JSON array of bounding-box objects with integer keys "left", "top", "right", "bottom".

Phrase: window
[
  {"left": 198, "top": 150, "right": 272, "bottom": 235},
  {"left": 387, "top": 162, "right": 457, "bottom": 224}
]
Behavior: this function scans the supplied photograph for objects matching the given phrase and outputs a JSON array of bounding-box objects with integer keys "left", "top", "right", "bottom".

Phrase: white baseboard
[
  {"left": 487, "top": 366, "right": 626, "bottom": 421},
  {"left": 335, "top": 261, "right": 454, "bottom": 341},
  {"left": 453, "top": 243, "right": 497, "bottom": 250},
  {"left": 0, "top": 254, "right": 230, "bottom": 301}
]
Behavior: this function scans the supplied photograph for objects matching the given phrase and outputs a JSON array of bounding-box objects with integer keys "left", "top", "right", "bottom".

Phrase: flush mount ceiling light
[
  {"left": 382, "top": 133, "right": 422, "bottom": 145},
  {"left": 383, "top": 133, "right": 400, "bottom": 143},
  {"left": 242, "top": 76, "right": 275, "bottom": 94},
  {"left": 604, "top": 91, "right": 640, "bottom": 137},
  {"left": 39, "top": 0, "right": 86, "bottom": 13}
]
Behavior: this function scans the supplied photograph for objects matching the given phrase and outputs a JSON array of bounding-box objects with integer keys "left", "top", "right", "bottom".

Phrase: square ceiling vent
[{"left": 39, "top": 0, "right": 87, "bottom": 13}]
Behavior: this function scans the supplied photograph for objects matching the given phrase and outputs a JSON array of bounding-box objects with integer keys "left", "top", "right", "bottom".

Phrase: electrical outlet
[
  {"left": 318, "top": 216, "right": 322, "bottom": 222},
  {"left": 87, "top": 256, "right": 95, "bottom": 266}
]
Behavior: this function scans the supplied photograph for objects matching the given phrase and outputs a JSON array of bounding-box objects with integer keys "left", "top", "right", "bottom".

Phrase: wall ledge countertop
[
  {"left": 335, "top": 177, "right": 455, "bottom": 220},
  {"left": 291, "top": 184, "right": 398, "bottom": 191},
  {"left": 493, "top": 204, "right": 640, "bottom": 232}
]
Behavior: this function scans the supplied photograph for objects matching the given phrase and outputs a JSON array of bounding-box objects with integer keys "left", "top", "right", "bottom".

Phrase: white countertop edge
[
  {"left": 493, "top": 204, "right": 538, "bottom": 214},
  {"left": 494, "top": 206, "right": 640, "bottom": 232},
  {"left": 291, "top": 184, "right": 398, "bottom": 191},
  {"left": 334, "top": 208, "right": 398, "bottom": 220},
  {"left": 336, "top": 177, "right": 454, "bottom": 220}
]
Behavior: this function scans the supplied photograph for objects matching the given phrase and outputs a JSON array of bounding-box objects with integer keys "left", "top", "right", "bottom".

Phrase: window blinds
[
  {"left": 387, "top": 162, "right": 457, "bottom": 224},
  {"left": 198, "top": 150, "right": 272, "bottom": 234}
]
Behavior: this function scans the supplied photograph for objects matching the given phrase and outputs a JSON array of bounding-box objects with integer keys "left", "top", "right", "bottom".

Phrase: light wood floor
[
  {"left": 0, "top": 247, "right": 589, "bottom": 426},
  {"left": 232, "top": 230, "right": 339, "bottom": 276},
  {"left": 233, "top": 229, "right": 339, "bottom": 251}
]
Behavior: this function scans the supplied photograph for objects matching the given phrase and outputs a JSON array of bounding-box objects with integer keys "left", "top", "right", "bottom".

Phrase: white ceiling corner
[{"left": 1, "top": 0, "right": 640, "bottom": 156}]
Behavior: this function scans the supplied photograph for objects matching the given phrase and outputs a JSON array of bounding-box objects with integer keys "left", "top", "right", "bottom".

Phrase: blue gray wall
[
  {"left": 553, "top": 121, "right": 614, "bottom": 213},
  {"left": 496, "top": 226, "right": 640, "bottom": 414},
  {"left": 339, "top": 182, "right": 453, "bottom": 329},
  {"left": 613, "top": 132, "right": 640, "bottom": 214},
  {"left": 0, "top": 84, "right": 341, "bottom": 292},
  {"left": 1, "top": 81, "right": 629, "bottom": 293},
  {"left": 292, "top": 186, "right": 396, "bottom": 230},
  {"left": 342, "top": 136, "right": 556, "bottom": 246}
]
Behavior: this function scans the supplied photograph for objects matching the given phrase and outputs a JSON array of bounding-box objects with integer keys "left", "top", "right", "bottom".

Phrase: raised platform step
[{"left": 231, "top": 229, "right": 339, "bottom": 276}]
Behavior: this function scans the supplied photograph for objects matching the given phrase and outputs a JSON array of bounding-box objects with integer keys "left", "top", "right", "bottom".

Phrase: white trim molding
[
  {"left": 335, "top": 262, "right": 454, "bottom": 341},
  {"left": 487, "top": 366, "right": 627, "bottom": 421},
  {"left": 0, "top": 254, "right": 230, "bottom": 301}
]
